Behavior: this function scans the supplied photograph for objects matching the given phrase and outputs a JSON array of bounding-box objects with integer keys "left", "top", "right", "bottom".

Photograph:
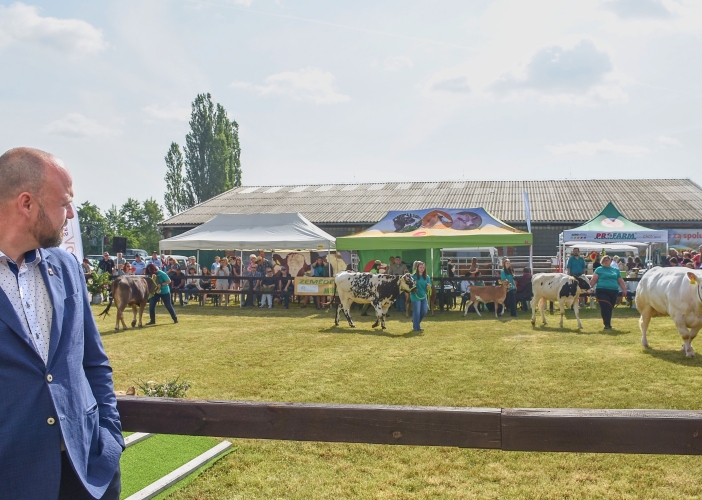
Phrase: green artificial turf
[
  {"left": 97, "top": 302, "right": 702, "bottom": 499},
  {"left": 119, "top": 434, "right": 220, "bottom": 499}
]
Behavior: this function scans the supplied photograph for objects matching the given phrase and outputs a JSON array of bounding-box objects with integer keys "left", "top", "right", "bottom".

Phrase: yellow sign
[{"left": 294, "top": 277, "right": 336, "bottom": 296}]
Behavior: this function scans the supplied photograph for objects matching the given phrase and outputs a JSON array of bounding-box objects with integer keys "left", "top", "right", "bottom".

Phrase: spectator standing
[
  {"left": 566, "top": 248, "right": 585, "bottom": 277},
  {"left": 500, "top": 259, "right": 518, "bottom": 317},
  {"left": 278, "top": 266, "right": 292, "bottom": 309},
  {"left": 247, "top": 254, "right": 258, "bottom": 272},
  {"left": 592, "top": 255, "right": 602, "bottom": 271},
  {"left": 242, "top": 263, "right": 257, "bottom": 307},
  {"left": 186, "top": 256, "right": 200, "bottom": 275},
  {"left": 388, "top": 256, "right": 409, "bottom": 311},
  {"left": 469, "top": 257, "right": 479, "bottom": 274},
  {"left": 260, "top": 267, "right": 276, "bottom": 308},
  {"left": 131, "top": 254, "right": 146, "bottom": 275},
  {"left": 410, "top": 261, "right": 431, "bottom": 332},
  {"left": 589, "top": 255, "right": 627, "bottom": 330},
  {"left": 146, "top": 263, "right": 178, "bottom": 325},
  {"left": 231, "top": 256, "right": 242, "bottom": 296},
  {"left": 98, "top": 252, "right": 115, "bottom": 275},
  {"left": 446, "top": 258, "right": 455, "bottom": 278},
  {"left": 665, "top": 248, "right": 679, "bottom": 267},
  {"left": 114, "top": 252, "right": 126, "bottom": 275},
  {"left": 694, "top": 246, "right": 702, "bottom": 268},
  {"left": 211, "top": 256, "right": 221, "bottom": 275},
  {"left": 148, "top": 251, "right": 162, "bottom": 269},
  {"left": 215, "top": 257, "right": 231, "bottom": 306},
  {"left": 166, "top": 257, "right": 180, "bottom": 275},
  {"left": 312, "top": 256, "right": 328, "bottom": 309},
  {"left": 199, "top": 267, "right": 212, "bottom": 304},
  {"left": 516, "top": 267, "right": 532, "bottom": 311},
  {"left": 626, "top": 256, "right": 635, "bottom": 271},
  {"left": 82, "top": 257, "right": 92, "bottom": 282}
]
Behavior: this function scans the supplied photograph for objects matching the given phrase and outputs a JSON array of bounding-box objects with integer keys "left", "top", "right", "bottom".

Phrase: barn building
[{"left": 159, "top": 179, "right": 702, "bottom": 257}]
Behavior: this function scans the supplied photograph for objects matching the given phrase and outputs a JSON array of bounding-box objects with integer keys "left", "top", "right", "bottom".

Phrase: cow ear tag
[{"left": 687, "top": 272, "right": 697, "bottom": 285}]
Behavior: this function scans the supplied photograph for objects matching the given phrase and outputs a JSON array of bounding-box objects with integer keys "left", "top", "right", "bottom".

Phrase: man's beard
[{"left": 32, "top": 203, "right": 66, "bottom": 248}]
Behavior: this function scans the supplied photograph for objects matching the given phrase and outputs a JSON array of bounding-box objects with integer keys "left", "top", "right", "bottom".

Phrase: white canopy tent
[{"left": 159, "top": 213, "right": 336, "bottom": 252}]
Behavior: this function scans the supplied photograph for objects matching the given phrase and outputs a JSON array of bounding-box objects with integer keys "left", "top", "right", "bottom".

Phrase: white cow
[
  {"left": 531, "top": 273, "right": 591, "bottom": 329},
  {"left": 636, "top": 267, "right": 702, "bottom": 357}
]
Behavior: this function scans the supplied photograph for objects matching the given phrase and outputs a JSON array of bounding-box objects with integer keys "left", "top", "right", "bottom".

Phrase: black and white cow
[
  {"left": 334, "top": 272, "right": 416, "bottom": 329},
  {"left": 531, "top": 273, "right": 591, "bottom": 329}
]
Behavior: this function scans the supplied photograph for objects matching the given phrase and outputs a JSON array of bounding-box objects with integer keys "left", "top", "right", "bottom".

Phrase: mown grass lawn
[{"left": 96, "top": 302, "right": 702, "bottom": 499}]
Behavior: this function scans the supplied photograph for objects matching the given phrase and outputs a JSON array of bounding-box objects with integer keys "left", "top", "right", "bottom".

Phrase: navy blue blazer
[{"left": 0, "top": 248, "right": 124, "bottom": 499}]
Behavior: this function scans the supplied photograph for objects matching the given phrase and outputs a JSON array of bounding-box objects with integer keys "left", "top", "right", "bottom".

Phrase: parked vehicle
[{"left": 125, "top": 248, "right": 148, "bottom": 260}]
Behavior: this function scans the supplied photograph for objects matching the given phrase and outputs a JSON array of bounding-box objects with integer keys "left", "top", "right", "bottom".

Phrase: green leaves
[{"left": 165, "top": 93, "right": 242, "bottom": 216}]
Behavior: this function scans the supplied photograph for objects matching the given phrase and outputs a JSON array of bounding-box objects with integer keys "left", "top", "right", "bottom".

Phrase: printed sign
[
  {"left": 60, "top": 203, "right": 84, "bottom": 262},
  {"left": 668, "top": 230, "right": 702, "bottom": 251},
  {"left": 294, "top": 277, "right": 336, "bottom": 296}
]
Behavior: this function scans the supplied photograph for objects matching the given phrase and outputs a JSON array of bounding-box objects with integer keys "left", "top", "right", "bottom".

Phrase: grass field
[{"left": 97, "top": 302, "right": 702, "bottom": 499}]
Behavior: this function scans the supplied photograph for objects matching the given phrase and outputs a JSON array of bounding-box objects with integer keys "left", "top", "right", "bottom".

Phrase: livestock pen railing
[{"left": 117, "top": 397, "right": 702, "bottom": 455}]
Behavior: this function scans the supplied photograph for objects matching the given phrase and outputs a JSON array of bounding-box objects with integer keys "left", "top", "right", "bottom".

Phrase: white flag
[{"left": 60, "top": 203, "right": 84, "bottom": 263}]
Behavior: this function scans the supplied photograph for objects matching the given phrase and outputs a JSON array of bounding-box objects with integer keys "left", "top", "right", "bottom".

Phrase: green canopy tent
[
  {"left": 560, "top": 202, "right": 668, "bottom": 267},
  {"left": 336, "top": 208, "right": 532, "bottom": 276}
]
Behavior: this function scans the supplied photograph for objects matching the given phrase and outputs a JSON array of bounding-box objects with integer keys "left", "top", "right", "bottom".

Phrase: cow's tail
[
  {"left": 327, "top": 281, "right": 338, "bottom": 312},
  {"left": 98, "top": 295, "right": 113, "bottom": 319}
]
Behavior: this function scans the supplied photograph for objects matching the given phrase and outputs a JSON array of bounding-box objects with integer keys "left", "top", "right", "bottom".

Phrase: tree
[
  {"left": 165, "top": 93, "right": 242, "bottom": 211},
  {"left": 164, "top": 142, "right": 190, "bottom": 216},
  {"left": 77, "top": 201, "right": 107, "bottom": 255}
]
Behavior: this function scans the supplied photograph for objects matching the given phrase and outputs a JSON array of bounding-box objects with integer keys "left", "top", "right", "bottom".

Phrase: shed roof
[{"left": 159, "top": 179, "right": 702, "bottom": 227}]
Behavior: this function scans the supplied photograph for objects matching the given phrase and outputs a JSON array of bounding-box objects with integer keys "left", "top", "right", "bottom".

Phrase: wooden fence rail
[{"left": 117, "top": 397, "right": 702, "bottom": 455}]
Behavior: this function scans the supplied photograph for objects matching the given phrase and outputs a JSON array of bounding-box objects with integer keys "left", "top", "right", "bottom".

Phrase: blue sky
[{"left": 1, "top": 0, "right": 700, "bottom": 210}]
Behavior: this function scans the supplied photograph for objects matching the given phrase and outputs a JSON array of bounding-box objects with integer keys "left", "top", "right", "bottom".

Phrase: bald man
[{"left": 0, "top": 148, "right": 123, "bottom": 499}]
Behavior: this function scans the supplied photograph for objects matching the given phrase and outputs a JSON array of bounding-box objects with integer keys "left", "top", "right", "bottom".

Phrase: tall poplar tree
[{"left": 164, "top": 93, "right": 242, "bottom": 213}]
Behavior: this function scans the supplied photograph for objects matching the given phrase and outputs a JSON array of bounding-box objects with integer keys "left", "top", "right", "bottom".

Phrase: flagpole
[{"left": 523, "top": 190, "right": 533, "bottom": 272}]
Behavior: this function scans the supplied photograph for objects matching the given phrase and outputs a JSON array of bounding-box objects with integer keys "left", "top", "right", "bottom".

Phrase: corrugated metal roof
[{"left": 159, "top": 179, "right": 702, "bottom": 227}]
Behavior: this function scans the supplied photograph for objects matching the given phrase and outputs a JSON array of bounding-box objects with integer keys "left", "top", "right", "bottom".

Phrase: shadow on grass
[
  {"left": 642, "top": 347, "right": 702, "bottom": 367},
  {"left": 319, "top": 326, "right": 423, "bottom": 339}
]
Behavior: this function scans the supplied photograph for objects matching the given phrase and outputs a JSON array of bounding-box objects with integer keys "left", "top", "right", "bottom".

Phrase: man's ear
[{"left": 687, "top": 272, "right": 698, "bottom": 285}]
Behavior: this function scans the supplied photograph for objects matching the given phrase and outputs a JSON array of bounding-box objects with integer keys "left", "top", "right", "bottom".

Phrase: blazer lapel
[
  {"left": 0, "top": 286, "right": 39, "bottom": 355},
  {"left": 40, "top": 249, "right": 65, "bottom": 365}
]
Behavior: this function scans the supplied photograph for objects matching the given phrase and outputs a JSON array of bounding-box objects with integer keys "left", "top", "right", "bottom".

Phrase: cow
[
  {"left": 334, "top": 272, "right": 416, "bottom": 329},
  {"left": 636, "top": 267, "right": 702, "bottom": 357},
  {"left": 99, "top": 275, "right": 158, "bottom": 332},
  {"left": 463, "top": 281, "right": 511, "bottom": 318},
  {"left": 530, "top": 273, "right": 591, "bottom": 329}
]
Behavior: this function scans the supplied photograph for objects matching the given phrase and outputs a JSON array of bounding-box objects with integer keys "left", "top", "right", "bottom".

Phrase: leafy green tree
[
  {"left": 77, "top": 201, "right": 107, "bottom": 255},
  {"left": 165, "top": 93, "right": 242, "bottom": 210},
  {"left": 164, "top": 142, "right": 190, "bottom": 216},
  {"left": 79, "top": 198, "right": 165, "bottom": 254}
]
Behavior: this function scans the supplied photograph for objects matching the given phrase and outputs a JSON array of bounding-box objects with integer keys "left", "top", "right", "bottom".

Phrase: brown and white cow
[
  {"left": 463, "top": 281, "right": 511, "bottom": 318},
  {"left": 530, "top": 273, "right": 591, "bottom": 329},
  {"left": 636, "top": 267, "right": 702, "bottom": 357},
  {"left": 334, "top": 272, "right": 415, "bottom": 329},
  {"left": 99, "top": 275, "right": 158, "bottom": 332}
]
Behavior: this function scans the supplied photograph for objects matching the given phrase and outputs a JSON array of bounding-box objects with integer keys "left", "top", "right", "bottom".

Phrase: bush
[
  {"left": 87, "top": 270, "right": 111, "bottom": 296},
  {"left": 136, "top": 378, "right": 191, "bottom": 398}
]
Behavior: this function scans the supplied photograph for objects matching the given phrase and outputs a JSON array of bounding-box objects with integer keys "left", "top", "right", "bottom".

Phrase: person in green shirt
[
  {"left": 499, "top": 259, "right": 517, "bottom": 317},
  {"left": 411, "top": 261, "right": 431, "bottom": 332},
  {"left": 146, "top": 263, "right": 178, "bottom": 325},
  {"left": 590, "top": 255, "right": 627, "bottom": 330}
]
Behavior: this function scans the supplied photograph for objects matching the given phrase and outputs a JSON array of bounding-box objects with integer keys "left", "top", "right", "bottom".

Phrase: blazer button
[
  {"left": 46, "top": 374, "right": 53, "bottom": 382},
  {"left": 47, "top": 417, "right": 56, "bottom": 425}
]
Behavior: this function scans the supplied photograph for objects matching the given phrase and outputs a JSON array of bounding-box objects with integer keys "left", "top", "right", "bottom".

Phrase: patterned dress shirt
[{"left": 0, "top": 249, "right": 53, "bottom": 364}]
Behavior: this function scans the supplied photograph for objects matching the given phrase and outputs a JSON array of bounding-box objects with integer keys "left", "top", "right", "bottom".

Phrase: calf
[
  {"left": 463, "top": 281, "right": 511, "bottom": 318},
  {"left": 530, "top": 273, "right": 591, "bottom": 329},
  {"left": 99, "top": 275, "right": 158, "bottom": 332},
  {"left": 636, "top": 267, "right": 702, "bottom": 357},
  {"left": 334, "top": 272, "right": 415, "bottom": 329}
]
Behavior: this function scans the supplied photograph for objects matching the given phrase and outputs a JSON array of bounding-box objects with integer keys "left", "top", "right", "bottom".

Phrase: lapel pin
[{"left": 48, "top": 268, "right": 54, "bottom": 276}]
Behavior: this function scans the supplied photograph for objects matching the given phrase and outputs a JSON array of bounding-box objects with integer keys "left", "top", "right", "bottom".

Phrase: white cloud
[
  {"left": 231, "top": 67, "right": 350, "bottom": 104},
  {"left": 384, "top": 55, "right": 413, "bottom": 71},
  {"left": 546, "top": 139, "right": 649, "bottom": 156},
  {"left": 0, "top": 2, "right": 106, "bottom": 56},
  {"left": 656, "top": 135, "right": 683, "bottom": 147},
  {"left": 603, "top": 0, "right": 672, "bottom": 19},
  {"left": 431, "top": 76, "right": 471, "bottom": 94},
  {"left": 143, "top": 103, "right": 191, "bottom": 121},
  {"left": 46, "top": 113, "right": 121, "bottom": 139},
  {"left": 487, "top": 39, "right": 626, "bottom": 105}
]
